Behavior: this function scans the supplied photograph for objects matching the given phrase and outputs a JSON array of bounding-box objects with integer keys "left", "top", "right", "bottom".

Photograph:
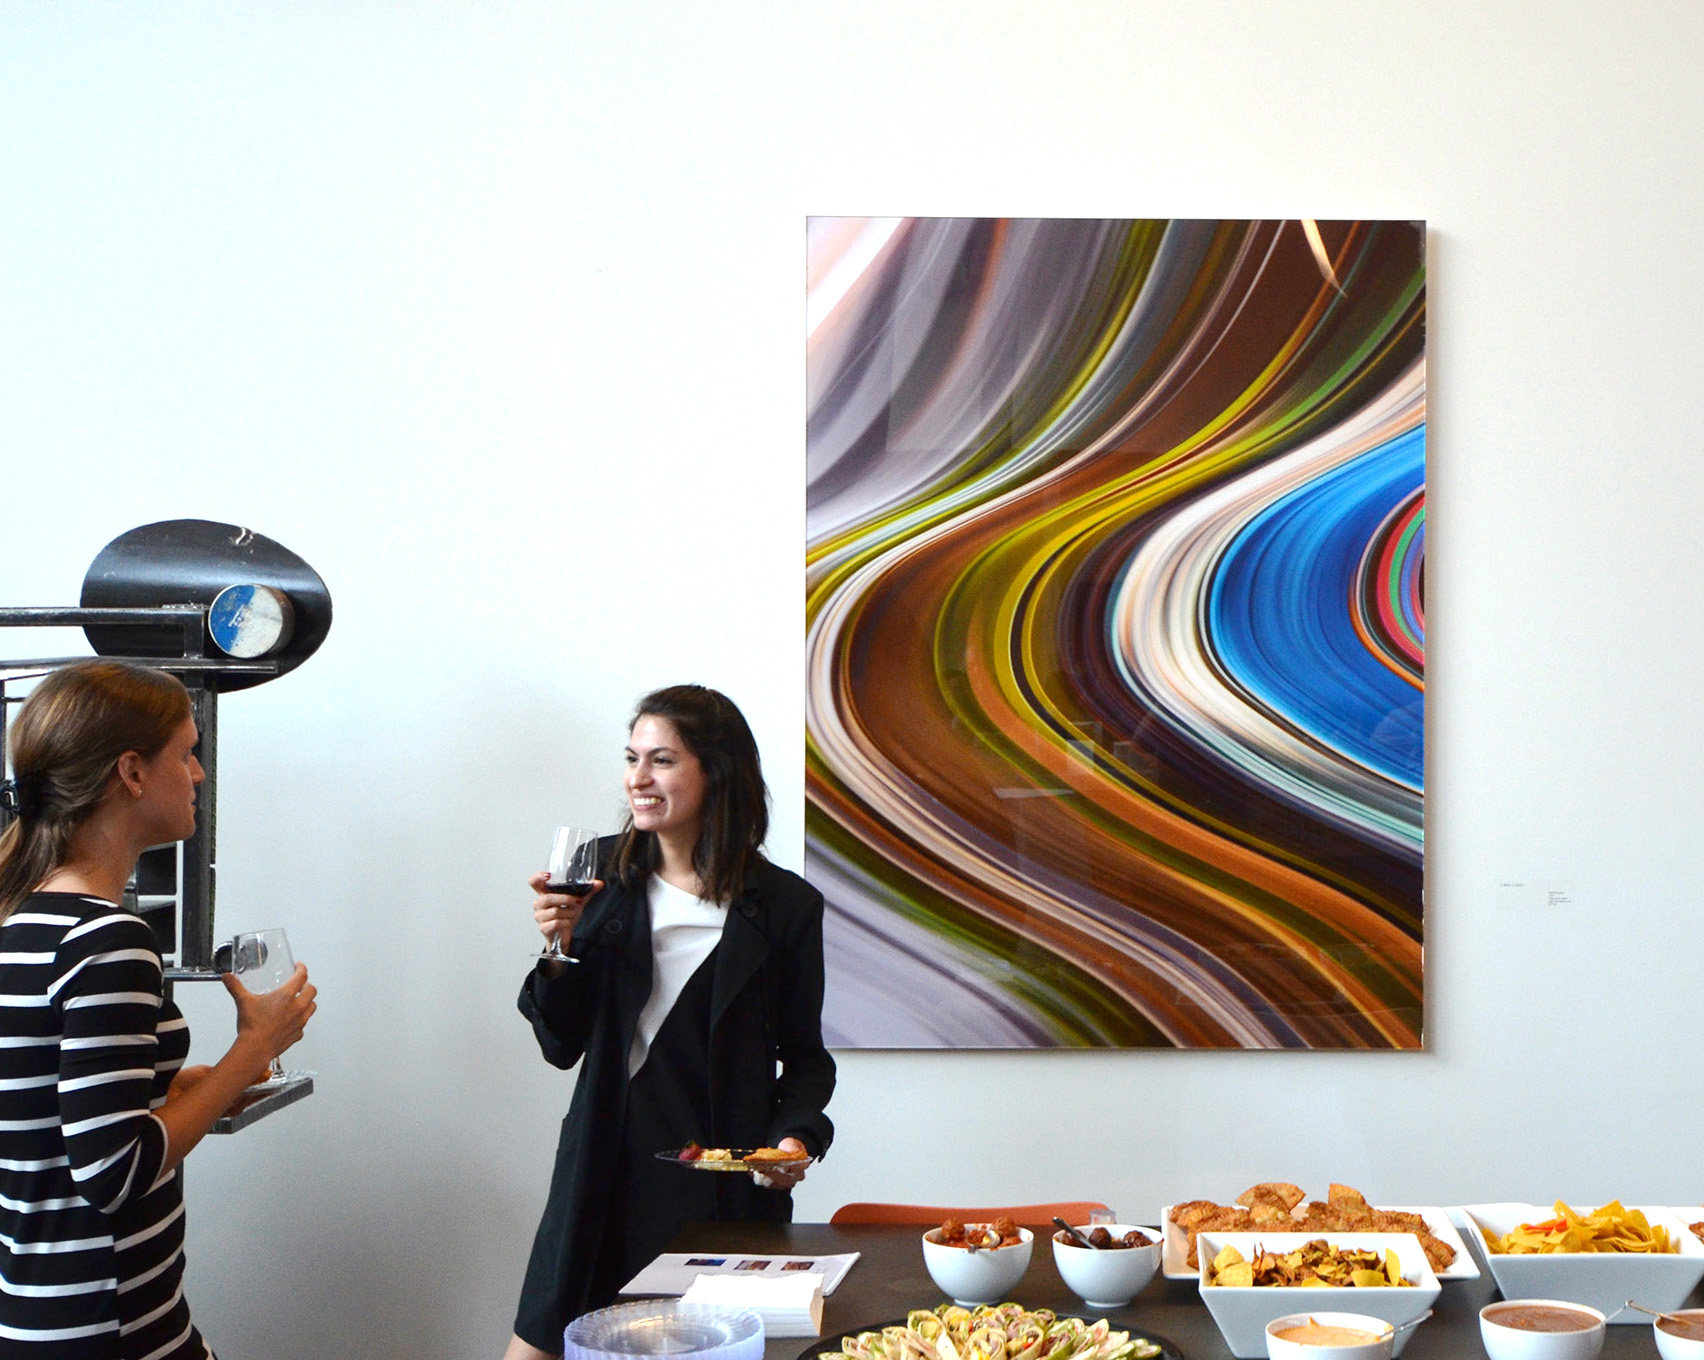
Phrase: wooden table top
[{"left": 663, "top": 1221, "right": 1691, "bottom": 1360}]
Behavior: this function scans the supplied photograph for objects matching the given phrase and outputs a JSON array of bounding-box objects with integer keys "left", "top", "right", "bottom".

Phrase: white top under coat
[{"left": 627, "top": 874, "right": 727, "bottom": 1077}]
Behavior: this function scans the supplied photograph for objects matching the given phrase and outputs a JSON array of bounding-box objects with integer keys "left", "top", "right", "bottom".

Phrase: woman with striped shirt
[{"left": 0, "top": 661, "right": 317, "bottom": 1359}]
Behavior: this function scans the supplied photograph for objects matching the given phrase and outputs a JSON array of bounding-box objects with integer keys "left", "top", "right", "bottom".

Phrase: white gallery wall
[{"left": 4, "top": 2, "right": 1703, "bottom": 1355}]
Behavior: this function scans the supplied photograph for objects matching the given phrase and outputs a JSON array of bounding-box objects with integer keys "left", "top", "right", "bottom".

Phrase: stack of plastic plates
[{"left": 564, "top": 1301, "right": 765, "bottom": 1360}]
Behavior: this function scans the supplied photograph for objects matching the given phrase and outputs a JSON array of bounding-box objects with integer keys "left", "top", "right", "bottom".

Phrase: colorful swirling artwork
[{"left": 806, "top": 219, "right": 1424, "bottom": 1049}]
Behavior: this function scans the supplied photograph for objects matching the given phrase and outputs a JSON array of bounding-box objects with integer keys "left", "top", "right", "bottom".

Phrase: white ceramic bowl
[
  {"left": 921, "top": 1226, "right": 1033, "bottom": 1305},
  {"left": 1654, "top": 1309, "right": 1704, "bottom": 1360},
  {"left": 1264, "top": 1311, "right": 1396, "bottom": 1360},
  {"left": 1460, "top": 1205, "right": 1704, "bottom": 1323},
  {"left": 1050, "top": 1224, "right": 1161, "bottom": 1308},
  {"left": 1196, "top": 1232, "right": 1441, "bottom": 1360},
  {"left": 1478, "top": 1299, "right": 1605, "bottom": 1360}
]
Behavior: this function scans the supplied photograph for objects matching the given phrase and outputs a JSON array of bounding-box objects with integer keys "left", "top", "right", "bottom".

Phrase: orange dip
[
  {"left": 1272, "top": 1323, "right": 1384, "bottom": 1345},
  {"left": 1483, "top": 1304, "right": 1598, "bottom": 1333}
]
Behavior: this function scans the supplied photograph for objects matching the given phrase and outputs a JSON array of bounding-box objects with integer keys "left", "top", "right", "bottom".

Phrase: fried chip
[
  {"left": 1328, "top": 1184, "right": 1371, "bottom": 1211},
  {"left": 1173, "top": 1182, "right": 1458, "bottom": 1273},
  {"left": 1204, "top": 1238, "right": 1415, "bottom": 1288},
  {"left": 1240, "top": 1179, "right": 1301, "bottom": 1213},
  {"left": 1484, "top": 1200, "right": 1678, "bottom": 1256},
  {"left": 1211, "top": 1245, "right": 1245, "bottom": 1271}
]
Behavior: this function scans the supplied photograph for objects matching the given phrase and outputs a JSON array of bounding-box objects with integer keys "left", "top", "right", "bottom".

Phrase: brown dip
[
  {"left": 1483, "top": 1304, "right": 1599, "bottom": 1333},
  {"left": 1272, "top": 1323, "right": 1384, "bottom": 1345},
  {"left": 1658, "top": 1314, "right": 1704, "bottom": 1342}
]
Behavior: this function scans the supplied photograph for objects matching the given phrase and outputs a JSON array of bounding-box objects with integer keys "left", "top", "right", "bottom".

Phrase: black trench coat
[{"left": 513, "top": 856, "right": 836, "bottom": 1345}]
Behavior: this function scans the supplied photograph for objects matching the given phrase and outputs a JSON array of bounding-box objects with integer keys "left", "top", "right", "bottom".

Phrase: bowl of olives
[{"left": 1051, "top": 1224, "right": 1161, "bottom": 1309}]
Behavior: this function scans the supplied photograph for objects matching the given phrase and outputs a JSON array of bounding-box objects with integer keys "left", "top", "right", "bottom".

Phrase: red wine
[{"left": 545, "top": 880, "right": 597, "bottom": 896}]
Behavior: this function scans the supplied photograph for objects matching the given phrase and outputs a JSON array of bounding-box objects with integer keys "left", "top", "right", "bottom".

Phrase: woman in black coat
[{"left": 504, "top": 686, "right": 836, "bottom": 1360}]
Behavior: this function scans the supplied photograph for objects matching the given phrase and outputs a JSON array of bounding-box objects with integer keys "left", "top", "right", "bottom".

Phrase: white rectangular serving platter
[{"left": 1161, "top": 1203, "right": 1479, "bottom": 1281}]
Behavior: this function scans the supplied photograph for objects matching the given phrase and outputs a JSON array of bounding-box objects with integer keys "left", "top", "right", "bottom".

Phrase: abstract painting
[{"left": 806, "top": 218, "right": 1424, "bottom": 1049}]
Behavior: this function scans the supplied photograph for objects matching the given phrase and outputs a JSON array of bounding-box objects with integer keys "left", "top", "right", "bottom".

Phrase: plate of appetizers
[
  {"left": 1162, "top": 1181, "right": 1478, "bottom": 1281},
  {"left": 805, "top": 1304, "right": 1175, "bottom": 1360},
  {"left": 656, "top": 1144, "right": 813, "bottom": 1172}
]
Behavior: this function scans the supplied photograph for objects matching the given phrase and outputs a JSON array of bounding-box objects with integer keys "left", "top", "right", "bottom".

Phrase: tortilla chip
[
  {"left": 1237, "top": 1182, "right": 1305, "bottom": 1212},
  {"left": 1486, "top": 1199, "right": 1679, "bottom": 1256},
  {"left": 1328, "top": 1183, "right": 1371, "bottom": 1210}
]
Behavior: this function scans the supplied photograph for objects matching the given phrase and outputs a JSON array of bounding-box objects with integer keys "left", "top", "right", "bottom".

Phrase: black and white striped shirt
[{"left": 1, "top": 892, "right": 210, "bottom": 1359}]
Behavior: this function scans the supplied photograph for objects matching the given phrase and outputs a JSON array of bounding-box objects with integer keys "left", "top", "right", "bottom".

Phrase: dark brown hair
[
  {"left": 610, "top": 684, "right": 769, "bottom": 904},
  {"left": 0, "top": 661, "right": 191, "bottom": 921}
]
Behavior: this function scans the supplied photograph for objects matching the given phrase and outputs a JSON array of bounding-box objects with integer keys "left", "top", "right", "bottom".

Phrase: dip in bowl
[
  {"left": 1655, "top": 1308, "right": 1704, "bottom": 1360},
  {"left": 1264, "top": 1311, "right": 1395, "bottom": 1360},
  {"left": 1479, "top": 1299, "right": 1605, "bottom": 1360}
]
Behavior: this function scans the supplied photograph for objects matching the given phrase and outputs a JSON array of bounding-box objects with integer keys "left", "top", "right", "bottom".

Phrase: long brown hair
[
  {"left": 0, "top": 661, "right": 191, "bottom": 922},
  {"left": 610, "top": 685, "right": 769, "bottom": 904}
]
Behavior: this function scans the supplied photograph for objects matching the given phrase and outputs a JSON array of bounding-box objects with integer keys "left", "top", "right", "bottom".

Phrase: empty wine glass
[
  {"left": 540, "top": 827, "right": 599, "bottom": 963},
  {"left": 222, "top": 927, "right": 294, "bottom": 1086}
]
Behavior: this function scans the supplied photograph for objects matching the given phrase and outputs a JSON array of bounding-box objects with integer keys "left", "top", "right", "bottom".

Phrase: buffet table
[{"left": 664, "top": 1221, "right": 1699, "bottom": 1360}]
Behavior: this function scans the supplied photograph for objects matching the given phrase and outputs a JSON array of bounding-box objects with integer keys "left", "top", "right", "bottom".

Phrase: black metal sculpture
[{"left": 1, "top": 520, "right": 331, "bottom": 1130}]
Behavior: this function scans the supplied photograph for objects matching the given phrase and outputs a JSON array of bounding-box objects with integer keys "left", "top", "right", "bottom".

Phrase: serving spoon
[
  {"left": 1382, "top": 1309, "right": 1434, "bottom": 1338},
  {"left": 1622, "top": 1300, "right": 1691, "bottom": 1327},
  {"left": 1053, "top": 1216, "right": 1097, "bottom": 1249},
  {"left": 1285, "top": 1311, "right": 1432, "bottom": 1343}
]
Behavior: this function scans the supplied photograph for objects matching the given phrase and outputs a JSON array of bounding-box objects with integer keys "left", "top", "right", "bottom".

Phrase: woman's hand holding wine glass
[
  {"left": 220, "top": 928, "right": 306, "bottom": 1086},
  {"left": 533, "top": 826, "right": 603, "bottom": 972},
  {"left": 221, "top": 961, "right": 317, "bottom": 1086}
]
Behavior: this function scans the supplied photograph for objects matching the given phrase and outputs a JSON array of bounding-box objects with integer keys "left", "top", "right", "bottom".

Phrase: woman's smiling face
[{"left": 625, "top": 714, "right": 708, "bottom": 843}]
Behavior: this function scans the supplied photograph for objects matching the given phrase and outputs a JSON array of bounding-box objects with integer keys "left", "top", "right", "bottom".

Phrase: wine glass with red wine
[{"left": 540, "top": 826, "right": 599, "bottom": 963}]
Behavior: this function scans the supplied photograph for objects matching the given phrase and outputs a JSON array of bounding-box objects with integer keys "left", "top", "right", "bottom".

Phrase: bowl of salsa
[
  {"left": 1655, "top": 1308, "right": 1704, "bottom": 1360},
  {"left": 1479, "top": 1299, "right": 1605, "bottom": 1360}
]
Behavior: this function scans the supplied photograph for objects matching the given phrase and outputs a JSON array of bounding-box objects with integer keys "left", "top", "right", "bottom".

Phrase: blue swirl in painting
[{"left": 1209, "top": 425, "right": 1424, "bottom": 794}]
